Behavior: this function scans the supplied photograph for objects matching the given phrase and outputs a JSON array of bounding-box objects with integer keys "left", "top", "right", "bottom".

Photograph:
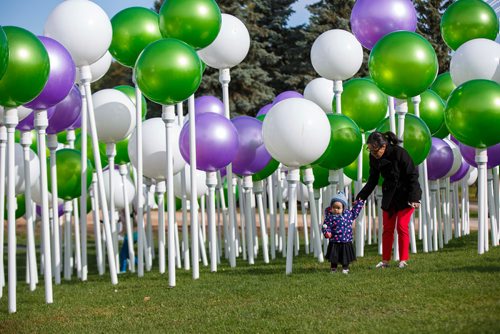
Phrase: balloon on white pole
[
  {"left": 263, "top": 98, "right": 330, "bottom": 274},
  {"left": 303, "top": 78, "right": 334, "bottom": 114}
]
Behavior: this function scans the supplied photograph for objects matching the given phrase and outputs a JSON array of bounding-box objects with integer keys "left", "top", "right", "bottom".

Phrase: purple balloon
[
  {"left": 427, "top": 137, "right": 454, "bottom": 180},
  {"left": 273, "top": 91, "right": 303, "bottom": 105},
  {"left": 350, "top": 0, "right": 417, "bottom": 50},
  {"left": 36, "top": 203, "right": 64, "bottom": 218},
  {"left": 66, "top": 110, "right": 82, "bottom": 131},
  {"left": 450, "top": 158, "right": 470, "bottom": 183},
  {"left": 231, "top": 116, "right": 271, "bottom": 176},
  {"left": 459, "top": 142, "right": 500, "bottom": 169},
  {"left": 179, "top": 112, "right": 239, "bottom": 172},
  {"left": 256, "top": 103, "right": 273, "bottom": 117},
  {"left": 17, "top": 107, "right": 57, "bottom": 132},
  {"left": 194, "top": 95, "right": 225, "bottom": 116},
  {"left": 46, "top": 85, "right": 82, "bottom": 134},
  {"left": 25, "top": 36, "right": 76, "bottom": 110}
]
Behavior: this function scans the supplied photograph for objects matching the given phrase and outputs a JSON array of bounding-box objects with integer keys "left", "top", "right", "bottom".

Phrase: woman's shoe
[
  {"left": 398, "top": 261, "right": 408, "bottom": 268},
  {"left": 375, "top": 261, "right": 389, "bottom": 268}
]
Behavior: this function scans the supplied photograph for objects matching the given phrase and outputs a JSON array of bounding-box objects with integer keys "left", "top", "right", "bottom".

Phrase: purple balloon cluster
[
  {"left": 459, "top": 142, "right": 500, "bottom": 169},
  {"left": 427, "top": 137, "right": 454, "bottom": 180}
]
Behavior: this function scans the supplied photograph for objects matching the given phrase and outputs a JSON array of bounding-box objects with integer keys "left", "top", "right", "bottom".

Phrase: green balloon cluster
[
  {"left": 334, "top": 78, "right": 387, "bottom": 132},
  {"left": 314, "top": 114, "right": 362, "bottom": 170},
  {"left": 159, "top": 0, "right": 222, "bottom": 50},
  {"left": 432, "top": 122, "right": 450, "bottom": 139},
  {"left": 48, "top": 149, "right": 93, "bottom": 201},
  {"left": 252, "top": 158, "right": 279, "bottom": 182},
  {"left": 376, "top": 114, "right": 432, "bottom": 165},
  {"left": 114, "top": 85, "right": 147, "bottom": 120},
  {"left": 343, "top": 142, "right": 370, "bottom": 183},
  {"left": 441, "top": 0, "right": 499, "bottom": 51},
  {"left": 0, "top": 26, "right": 50, "bottom": 108},
  {"left": 444, "top": 79, "right": 500, "bottom": 148},
  {"left": 110, "top": 7, "right": 162, "bottom": 68},
  {"left": 369, "top": 31, "right": 438, "bottom": 99},
  {"left": 430, "top": 72, "right": 456, "bottom": 102},
  {"left": 0, "top": 26, "right": 8, "bottom": 80},
  {"left": 135, "top": 38, "right": 203, "bottom": 106},
  {"left": 115, "top": 136, "right": 131, "bottom": 165},
  {"left": 407, "top": 90, "right": 446, "bottom": 135}
]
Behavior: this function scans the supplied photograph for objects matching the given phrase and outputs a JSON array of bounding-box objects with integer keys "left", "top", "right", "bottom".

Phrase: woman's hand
[{"left": 409, "top": 202, "right": 420, "bottom": 208}]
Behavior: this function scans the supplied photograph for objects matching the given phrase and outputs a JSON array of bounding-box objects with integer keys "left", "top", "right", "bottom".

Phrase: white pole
[
  {"left": 303, "top": 167, "right": 324, "bottom": 262},
  {"left": 356, "top": 133, "right": 365, "bottom": 257},
  {"left": 67, "top": 130, "right": 82, "bottom": 279},
  {"left": 0, "top": 126, "right": 6, "bottom": 296},
  {"left": 206, "top": 171, "right": 218, "bottom": 271},
  {"left": 80, "top": 65, "right": 118, "bottom": 284},
  {"left": 487, "top": 169, "right": 498, "bottom": 246},
  {"left": 145, "top": 181, "right": 154, "bottom": 270},
  {"left": 267, "top": 175, "right": 277, "bottom": 260},
  {"left": 5, "top": 107, "right": 18, "bottom": 313},
  {"left": 106, "top": 143, "right": 119, "bottom": 274},
  {"left": 177, "top": 104, "right": 190, "bottom": 271},
  {"left": 436, "top": 180, "right": 444, "bottom": 249},
  {"left": 254, "top": 180, "right": 270, "bottom": 263},
  {"left": 285, "top": 168, "right": 299, "bottom": 275},
  {"left": 452, "top": 182, "right": 461, "bottom": 238},
  {"left": 155, "top": 181, "right": 166, "bottom": 274},
  {"left": 376, "top": 187, "right": 383, "bottom": 255},
  {"left": 63, "top": 201, "right": 72, "bottom": 280},
  {"left": 78, "top": 84, "right": 89, "bottom": 281},
  {"left": 388, "top": 96, "right": 396, "bottom": 134},
  {"left": 20, "top": 131, "right": 37, "bottom": 291},
  {"left": 493, "top": 167, "right": 499, "bottom": 243},
  {"left": 119, "top": 164, "right": 135, "bottom": 272},
  {"left": 237, "top": 178, "right": 246, "bottom": 259},
  {"left": 278, "top": 168, "right": 286, "bottom": 256},
  {"left": 132, "top": 72, "right": 145, "bottom": 277},
  {"left": 188, "top": 96, "right": 200, "bottom": 279},
  {"left": 201, "top": 194, "right": 206, "bottom": 244},
  {"left": 90, "top": 173, "right": 104, "bottom": 274},
  {"left": 219, "top": 68, "right": 237, "bottom": 267},
  {"left": 47, "top": 134, "right": 61, "bottom": 285},
  {"left": 243, "top": 176, "right": 255, "bottom": 264},
  {"left": 476, "top": 149, "right": 488, "bottom": 254},
  {"left": 216, "top": 172, "right": 229, "bottom": 260},
  {"left": 299, "top": 184, "right": 309, "bottom": 254}
]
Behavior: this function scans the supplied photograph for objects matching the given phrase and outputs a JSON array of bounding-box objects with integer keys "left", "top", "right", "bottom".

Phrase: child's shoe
[
  {"left": 330, "top": 268, "right": 337, "bottom": 274},
  {"left": 342, "top": 269, "right": 349, "bottom": 275}
]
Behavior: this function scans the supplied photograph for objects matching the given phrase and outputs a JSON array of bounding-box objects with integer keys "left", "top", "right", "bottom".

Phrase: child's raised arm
[{"left": 346, "top": 199, "right": 365, "bottom": 221}]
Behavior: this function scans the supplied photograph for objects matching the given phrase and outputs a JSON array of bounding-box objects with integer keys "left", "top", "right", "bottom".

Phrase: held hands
[{"left": 408, "top": 202, "right": 420, "bottom": 208}]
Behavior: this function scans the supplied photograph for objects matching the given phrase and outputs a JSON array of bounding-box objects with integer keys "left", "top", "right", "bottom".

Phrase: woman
[{"left": 356, "top": 131, "right": 421, "bottom": 268}]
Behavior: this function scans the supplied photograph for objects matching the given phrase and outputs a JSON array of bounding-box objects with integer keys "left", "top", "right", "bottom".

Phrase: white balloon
[
  {"left": 92, "top": 89, "right": 136, "bottom": 143},
  {"left": 30, "top": 180, "right": 63, "bottom": 206},
  {"left": 467, "top": 167, "right": 478, "bottom": 186},
  {"left": 14, "top": 143, "right": 40, "bottom": 195},
  {"left": 303, "top": 78, "right": 334, "bottom": 114},
  {"left": 173, "top": 166, "right": 208, "bottom": 199},
  {"left": 0, "top": 106, "right": 32, "bottom": 124},
  {"left": 282, "top": 180, "right": 309, "bottom": 202},
  {"left": 342, "top": 174, "right": 352, "bottom": 187},
  {"left": 450, "top": 38, "right": 500, "bottom": 86},
  {"left": 262, "top": 98, "right": 331, "bottom": 168},
  {"left": 75, "top": 51, "right": 112, "bottom": 84},
  {"left": 44, "top": 0, "right": 112, "bottom": 66},
  {"left": 443, "top": 139, "right": 462, "bottom": 178},
  {"left": 128, "top": 118, "right": 186, "bottom": 180},
  {"left": 103, "top": 168, "right": 135, "bottom": 209},
  {"left": 310, "top": 29, "right": 363, "bottom": 81},
  {"left": 198, "top": 14, "right": 250, "bottom": 69}
]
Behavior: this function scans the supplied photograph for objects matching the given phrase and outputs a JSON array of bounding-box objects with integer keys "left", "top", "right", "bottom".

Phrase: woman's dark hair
[{"left": 366, "top": 131, "right": 401, "bottom": 148}]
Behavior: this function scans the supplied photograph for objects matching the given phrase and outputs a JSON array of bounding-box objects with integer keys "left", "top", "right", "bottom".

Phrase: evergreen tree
[{"left": 414, "top": 0, "right": 453, "bottom": 73}]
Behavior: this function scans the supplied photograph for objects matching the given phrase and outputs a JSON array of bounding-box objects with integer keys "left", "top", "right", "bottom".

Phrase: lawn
[{"left": 0, "top": 232, "right": 499, "bottom": 333}]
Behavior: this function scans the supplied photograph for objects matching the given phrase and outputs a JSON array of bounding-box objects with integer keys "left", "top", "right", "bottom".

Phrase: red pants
[{"left": 382, "top": 208, "right": 414, "bottom": 262}]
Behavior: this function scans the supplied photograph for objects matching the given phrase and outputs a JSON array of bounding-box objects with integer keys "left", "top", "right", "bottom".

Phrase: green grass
[{"left": 1, "top": 232, "right": 499, "bottom": 333}]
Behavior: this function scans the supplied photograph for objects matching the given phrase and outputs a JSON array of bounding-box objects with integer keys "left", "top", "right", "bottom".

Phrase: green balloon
[
  {"left": 159, "top": 0, "right": 222, "bottom": 50},
  {"left": 110, "top": 7, "right": 162, "bottom": 68},
  {"left": 440, "top": 0, "right": 499, "bottom": 51},
  {"left": 4, "top": 194, "right": 26, "bottom": 220},
  {"left": 48, "top": 149, "right": 93, "bottom": 201},
  {"left": 343, "top": 142, "right": 370, "bottom": 183},
  {"left": 369, "top": 31, "right": 438, "bottom": 99},
  {"left": 300, "top": 164, "right": 330, "bottom": 190},
  {"left": 444, "top": 79, "right": 500, "bottom": 148},
  {"left": 256, "top": 114, "right": 266, "bottom": 122},
  {"left": 0, "top": 26, "right": 8, "bottom": 80},
  {"left": 433, "top": 122, "right": 450, "bottom": 139},
  {"left": 57, "top": 130, "right": 68, "bottom": 146},
  {"left": 315, "top": 114, "right": 362, "bottom": 170},
  {"left": 74, "top": 133, "right": 108, "bottom": 168},
  {"left": 252, "top": 158, "right": 279, "bottom": 182},
  {"left": 114, "top": 85, "right": 147, "bottom": 120},
  {"left": 408, "top": 90, "right": 446, "bottom": 135},
  {"left": 430, "top": 72, "right": 456, "bottom": 102},
  {"left": 376, "top": 114, "right": 432, "bottom": 165},
  {"left": 0, "top": 26, "right": 50, "bottom": 108},
  {"left": 135, "top": 38, "right": 202, "bottom": 106},
  {"left": 115, "top": 136, "right": 130, "bottom": 165},
  {"left": 334, "top": 78, "right": 387, "bottom": 132}
]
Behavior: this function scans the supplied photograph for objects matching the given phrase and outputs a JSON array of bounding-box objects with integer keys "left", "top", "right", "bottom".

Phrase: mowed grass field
[{"left": 0, "top": 231, "right": 499, "bottom": 333}]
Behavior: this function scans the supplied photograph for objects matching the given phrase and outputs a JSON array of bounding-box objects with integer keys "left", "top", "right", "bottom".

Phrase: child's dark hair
[{"left": 366, "top": 131, "right": 401, "bottom": 147}]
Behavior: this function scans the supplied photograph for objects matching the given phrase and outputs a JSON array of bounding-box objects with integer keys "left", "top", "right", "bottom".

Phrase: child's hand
[{"left": 325, "top": 232, "right": 332, "bottom": 239}]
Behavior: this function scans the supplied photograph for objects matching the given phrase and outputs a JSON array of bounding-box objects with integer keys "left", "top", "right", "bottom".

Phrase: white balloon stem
[
  {"left": 303, "top": 168, "right": 324, "bottom": 262},
  {"left": 0, "top": 126, "right": 7, "bottom": 296},
  {"left": 34, "top": 110, "right": 53, "bottom": 303},
  {"left": 188, "top": 96, "right": 200, "bottom": 280},
  {"left": 267, "top": 174, "right": 277, "bottom": 260},
  {"left": 162, "top": 105, "right": 177, "bottom": 286},
  {"left": 355, "top": 133, "right": 365, "bottom": 257},
  {"left": 334, "top": 80, "right": 343, "bottom": 114},
  {"left": 206, "top": 172, "right": 218, "bottom": 272},
  {"left": 5, "top": 108, "right": 18, "bottom": 313},
  {"left": 242, "top": 176, "right": 255, "bottom": 265},
  {"left": 132, "top": 71, "right": 145, "bottom": 277},
  {"left": 106, "top": 143, "right": 119, "bottom": 274},
  {"left": 80, "top": 65, "right": 118, "bottom": 284},
  {"left": 156, "top": 181, "right": 166, "bottom": 274},
  {"left": 63, "top": 201, "right": 72, "bottom": 280},
  {"left": 177, "top": 105, "right": 190, "bottom": 271},
  {"left": 78, "top": 83, "right": 88, "bottom": 281},
  {"left": 476, "top": 149, "right": 488, "bottom": 254},
  {"left": 119, "top": 164, "right": 135, "bottom": 273},
  {"left": 47, "top": 134, "right": 62, "bottom": 285},
  {"left": 90, "top": 173, "right": 104, "bottom": 274},
  {"left": 388, "top": 96, "right": 396, "bottom": 134},
  {"left": 67, "top": 130, "right": 82, "bottom": 278},
  {"left": 285, "top": 168, "right": 299, "bottom": 275},
  {"left": 254, "top": 181, "right": 270, "bottom": 263}
]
